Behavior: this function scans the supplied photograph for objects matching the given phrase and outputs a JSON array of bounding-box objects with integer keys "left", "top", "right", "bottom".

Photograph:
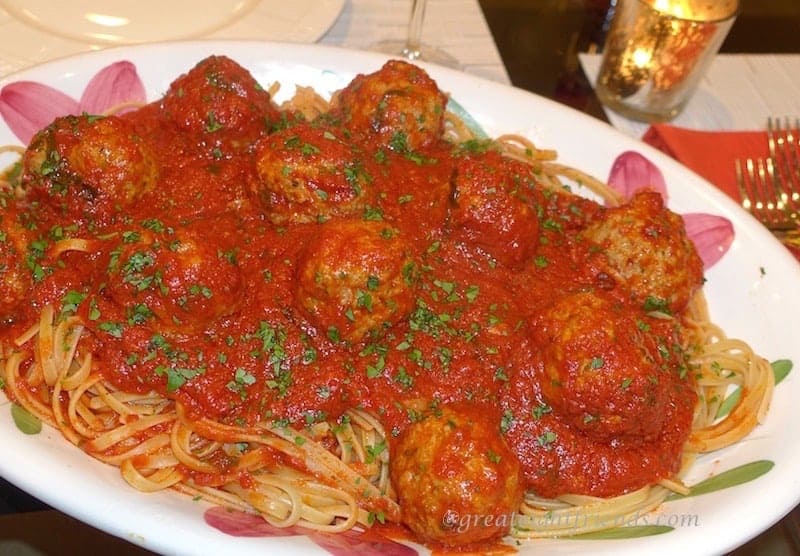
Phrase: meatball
[
  {"left": 333, "top": 60, "right": 447, "bottom": 152},
  {"left": 161, "top": 55, "right": 280, "bottom": 153},
  {"left": 250, "top": 123, "right": 373, "bottom": 224},
  {"left": 533, "top": 290, "right": 674, "bottom": 441},
  {"left": 450, "top": 151, "right": 539, "bottom": 267},
  {"left": 0, "top": 200, "right": 33, "bottom": 319},
  {"left": 391, "top": 403, "right": 525, "bottom": 546},
  {"left": 104, "top": 218, "right": 242, "bottom": 336},
  {"left": 21, "top": 114, "right": 158, "bottom": 218},
  {"left": 583, "top": 190, "right": 703, "bottom": 313},
  {"left": 295, "top": 219, "right": 415, "bottom": 343}
]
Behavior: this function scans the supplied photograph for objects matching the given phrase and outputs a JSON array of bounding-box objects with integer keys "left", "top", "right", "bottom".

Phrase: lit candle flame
[
  {"left": 652, "top": 0, "right": 691, "bottom": 19},
  {"left": 631, "top": 47, "right": 653, "bottom": 69}
]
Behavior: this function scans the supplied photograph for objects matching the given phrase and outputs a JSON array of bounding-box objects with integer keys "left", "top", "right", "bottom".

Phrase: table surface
[{"left": 2, "top": 1, "right": 800, "bottom": 555}]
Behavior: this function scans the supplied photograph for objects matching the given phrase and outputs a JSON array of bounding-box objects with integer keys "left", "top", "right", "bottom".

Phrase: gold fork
[
  {"left": 735, "top": 156, "right": 800, "bottom": 245},
  {"left": 735, "top": 117, "right": 800, "bottom": 246},
  {"left": 767, "top": 116, "right": 800, "bottom": 213}
]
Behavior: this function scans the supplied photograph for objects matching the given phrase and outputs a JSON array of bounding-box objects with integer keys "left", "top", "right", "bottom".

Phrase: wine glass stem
[{"left": 404, "top": 0, "right": 428, "bottom": 60}]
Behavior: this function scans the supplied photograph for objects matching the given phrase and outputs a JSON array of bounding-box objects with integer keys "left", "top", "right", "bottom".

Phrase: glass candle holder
[{"left": 596, "top": 0, "right": 739, "bottom": 122}]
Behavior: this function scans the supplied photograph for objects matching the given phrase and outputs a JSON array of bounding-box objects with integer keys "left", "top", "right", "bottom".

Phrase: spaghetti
[{"left": 0, "top": 55, "right": 773, "bottom": 547}]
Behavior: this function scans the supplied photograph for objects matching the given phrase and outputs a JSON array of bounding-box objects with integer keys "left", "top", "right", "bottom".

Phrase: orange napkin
[
  {"left": 641, "top": 123, "right": 769, "bottom": 202},
  {"left": 642, "top": 123, "right": 800, "bottom": 261}
]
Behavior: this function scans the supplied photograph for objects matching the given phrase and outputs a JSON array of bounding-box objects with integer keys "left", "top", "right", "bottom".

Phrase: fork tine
[
  {"left": 769, "top": 116, "right": 800, "bottom": 214},
  {"left": 757, "top": 159, "right": 778, "bottom": 217},
  {"left": 782, "top": 117, "right": 800, "bottom": 206},
  {"left": 752, "top": 158, "right": 769, "bottom": 213},
  {"left": 738, "top": 158, "right": 766, "bottom": 220},
  {"left": 767, "top": 158, "right": 783, "bottom": 209},
  {"left": 735, "top": 158, "right": 751, "bottom": 211},
  {"left": 767, "top": 118, "right": 789, "bottom": 208},
  {"left": 736, "top": 156, "right": 797, "bottom": 231},
  {"left": 768, "top": 116, "right": 778, "bottom": 160}
]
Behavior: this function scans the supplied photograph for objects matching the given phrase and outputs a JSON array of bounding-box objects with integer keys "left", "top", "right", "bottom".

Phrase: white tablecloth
[
  {"left": 0, "top": 0, "right": 510, "bottom": 86},
  {"left": 322, "top": 0, "right": 510, "bottom": 85},
  {"left": 579, "top": 52, "right": 800, "bottom": 138}
]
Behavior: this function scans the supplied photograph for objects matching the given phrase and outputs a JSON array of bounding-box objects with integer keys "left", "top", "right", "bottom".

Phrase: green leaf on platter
[
  {"left": 772, "top": 359, "right": 792, "bottom": 385},
  {"left": 565, "top": 525, "right": 673, "bottom": 540},
  {"left": 715, "top": 359, "right": 793, "bottom": 420},
  {"left": 446, "top": 98, "right": 488, "bottom": 139},
  {"left": 11, "top": 403, "right": 42, "bottom": 435},
  {"left": 667, "top": 460, "right": 774, "bottom": 501},
  {"left": 714, "top": 387, "right": 741, "bottom": 420}
]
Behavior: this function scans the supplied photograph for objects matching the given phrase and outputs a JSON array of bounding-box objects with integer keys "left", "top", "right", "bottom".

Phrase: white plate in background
[{"left": 0, "top": 0, "right": 345, "bottom": 76}]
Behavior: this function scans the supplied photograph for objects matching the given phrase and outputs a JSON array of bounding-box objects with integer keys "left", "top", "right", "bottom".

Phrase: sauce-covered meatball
[
  {"left": 104, "top": 218, "right": 242, "bottom": 336},
  {"left": 333, "top": 60, "right": 447, "bottom": 152},
  {"left": 295, "top": 219, "right": 415, "bottom": 343},
  {"left": 21, "top": 114, "right": 158, "bottom": 218},
  {"left": 250, "top": 123, "right": 373, "bottom": 224},
  {"left": 583, "top": 190, "right": 703, "bottom": 313},
  {"left": 161, "top": 55, "right": 280, "bottom": 154},
  {"left": 450, "top": 151, "right": 539, "bottom": 267},
  {"left": 391, "top": 403, "right": 525, "bottom": 546},
  {"left": 533, "top": 290, "right": 675, "bottom": 441}
]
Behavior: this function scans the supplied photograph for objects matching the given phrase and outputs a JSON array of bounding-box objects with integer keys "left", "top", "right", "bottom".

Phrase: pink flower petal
[
  {"left": 0, "top": 81, "right": 79, "bottom": 144},
  {"left": 607, "top": 151, "right": 668, "bottom": 203},
  {"left": 203, "top": 506, "right": 301, "bottom": 537},
  {"left": 682, "top": 213, "right": 734, "bottom": 269},
  {"left": 311, "top": 531, "right": 418, "bottom": 556},
  {"left": 205, "top": 506, "right": 417, "bottom": 556},
  {"left": 79, "top": 61, "right": 146, "bottom": 115}
]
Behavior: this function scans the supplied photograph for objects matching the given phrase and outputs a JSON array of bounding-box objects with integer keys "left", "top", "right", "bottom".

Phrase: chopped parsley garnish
[
  {"left": 643, "top": 296, "right": 672, "bottom": 315},
  {"left": 227, "top": 368, "right": 257, "bottom": 399},
  {"left": 532, "top": 403, "right": 552, "bottom": 420},
  {"left": 367, "top": 511, "right": 386, "bottom": 525},
  {"left": 327, "top": 326, "right": 341, "bottom": 343},
  {"left": 366, "top": 355, "right": 386, "bottom": 378},
  {"left": 365, "top": 440, "right": 387, "bottom": 464},
  {"left": 141, "top": 219, "right": 166, "bottom": 233},
  {"left": 394, "top": 366, "right": 414, "bottom": 389},
  {"left": 88, "top": 298, "right": 101, "bottom": 321},
  {"left": 127, "top": 303, "right": 154, "bottom": 325},
  {"left": 158, "top": 365, "right": 205, "bottom": 393},
  {"left": 121, "top": 231, "right": 141, "bottom": 243},
  {"left": 389, "top": 131, "right": 410, "bottom": 153},
  {"left": 25, "top": 239, "right": 49, "bottom": 282},
  {"left": 97, "top": 321, "right": 124, "bottom": 338},
  {"left": 59, "top": 290, "right": 86, "bottom": 318},
  {"left": 205, "top": 111, "right": 224, "bottom": 132},
  {"left": 500, "top": 409, "right": 515, "bottom": 433},
  {"left": 362, "top": 205, "right": 384, "bottom": 221},
  {"left": 536, "top": 430, "right": 557, "bottom": 447}
]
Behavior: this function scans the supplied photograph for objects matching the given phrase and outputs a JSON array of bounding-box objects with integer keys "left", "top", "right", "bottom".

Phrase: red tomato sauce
[{"left": 1, "top": 55, "right": 700, "bottom": 501}]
